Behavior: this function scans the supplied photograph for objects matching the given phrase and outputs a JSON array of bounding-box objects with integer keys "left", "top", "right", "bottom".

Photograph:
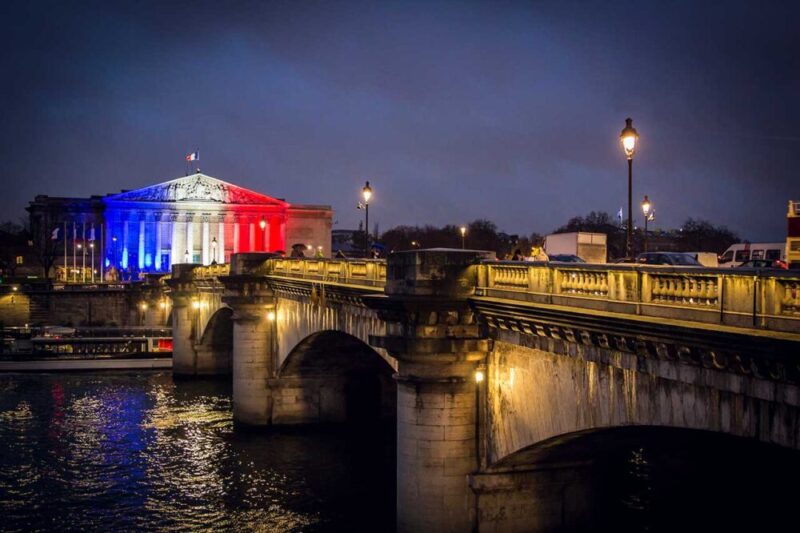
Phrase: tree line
[
  {"left": 378, "top": 211, "right": 740, "bottom": 259},
  {"left": 1, "top": 209, "right": 742, "bottom": 279}
]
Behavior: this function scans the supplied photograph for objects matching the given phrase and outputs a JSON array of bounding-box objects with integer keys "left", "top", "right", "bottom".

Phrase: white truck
[{"left": 544, "top": 232, "right": 607, "bottom": 264}]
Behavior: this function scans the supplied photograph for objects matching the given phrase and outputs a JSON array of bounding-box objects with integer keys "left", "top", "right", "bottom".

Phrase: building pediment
[{"left": 104, "top": 173, "right": 289, "bottom": 207}]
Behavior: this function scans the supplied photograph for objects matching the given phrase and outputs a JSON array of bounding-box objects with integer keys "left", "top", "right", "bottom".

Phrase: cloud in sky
[{"left": 1, "top": 0, "right": 798, "bottom": 240}]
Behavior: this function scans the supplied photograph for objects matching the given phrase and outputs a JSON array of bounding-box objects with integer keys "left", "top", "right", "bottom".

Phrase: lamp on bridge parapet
[
  {"left": 460, "top": 226, "right": 467, "bottom": 249},
  {"left": 360, "top": 181, "right": 372, "bottom": 256},
  {"left": 139, "top": 301, "right": 148, "bottom": 326},
  {"left": 620, "top": 117, "right": 639, "bottom": 259},
  {"left": 641, "top": 195, "right": 652, "bottom": 253}
]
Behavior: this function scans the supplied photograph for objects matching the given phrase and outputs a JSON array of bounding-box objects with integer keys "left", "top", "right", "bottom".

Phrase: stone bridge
[{"left": 166, "top": 250, "right": 800, "bottom": 532}]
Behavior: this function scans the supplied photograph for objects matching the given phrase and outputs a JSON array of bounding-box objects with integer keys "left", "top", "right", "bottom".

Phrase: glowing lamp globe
[{"left": 620, "top": 117, "right": 639, "bottom": 159}]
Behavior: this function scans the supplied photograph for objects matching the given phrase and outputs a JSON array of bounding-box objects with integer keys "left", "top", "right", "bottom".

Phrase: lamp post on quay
[
  {"left": 620, "top": 117, "right": 639, "bottom": 259},
  {"left": 89, "top": 242, "right": 95, "bottom": 282},
  {"left": 77, "top": 243, "right": 85, "bottom": 283},
  {"left": 641, "top": 195, "right": 652, "bottom": 253},
  {"left": 359, "top": 181, "right": 372, "bottom": 256},
  {"left": 460, "top": 226, "right": 467, "bottom": 249}
]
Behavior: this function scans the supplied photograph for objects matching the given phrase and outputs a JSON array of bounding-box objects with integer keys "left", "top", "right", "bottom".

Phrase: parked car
[
  {"left": 548, "top": 254, "right": 585, "bottom": 263},
  {"left": 718, "top": 242, "right": 785, "bottom": 268},
  {"left": 686, "top": 252, "right": 719, "bottom": 268},
  {"left": 635, "top": 252, "right": 702, "bottom": 266},
  {"left": 736, "top": 259, "right": 788, "bottom": 270}
]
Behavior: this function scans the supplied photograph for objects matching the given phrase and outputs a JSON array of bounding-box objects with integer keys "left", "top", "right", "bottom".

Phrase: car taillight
[{"left": 157, "top": 339, "right": 173, "bottom": 352}]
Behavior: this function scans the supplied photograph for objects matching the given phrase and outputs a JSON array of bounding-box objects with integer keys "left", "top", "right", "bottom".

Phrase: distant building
[
  {"left": 0, "top": 230, "right": 38, "bottom": 279},
  {"left": 788, "top": 200, "right": 800, "bottom": 268},
  {"left": 27, "top": 172, "right": 332, "bottom": 280}
]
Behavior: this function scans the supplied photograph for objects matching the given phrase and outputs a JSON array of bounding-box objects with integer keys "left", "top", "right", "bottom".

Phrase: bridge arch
[
  {"left": 473, "top": 425, "right": 800, "bottom": 532},
  {"left": 271, "top": 330, "right": 397, "bottom": 424},
  {"left": 193, "top": 305, "right": 233, "bottom": 374},
  {"left": 485, "top": 335, "right": 800, "bottom": 464},
  {"left": 274, "top": 295, "right": 394, "bottom": 371}
]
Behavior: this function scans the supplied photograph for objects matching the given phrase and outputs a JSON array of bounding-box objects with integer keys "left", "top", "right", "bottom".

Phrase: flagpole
[
  {"left": 100, "top": 222, "right": 104, "bottom": 283},
  {"left": 72, "top": 221, "right": 76, "bottom": 283},
  {"left": 82, "top": 221, "right": 86, "bottom": 283},
  {"left": 91, "top": 224, "right": 95, "bottom": 283},
  {"left": 63, "top": 221, "right": 67, "bottom": 282}
]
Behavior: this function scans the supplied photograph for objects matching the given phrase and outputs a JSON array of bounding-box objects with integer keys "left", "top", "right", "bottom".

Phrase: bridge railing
[
  {"left": 191, "top": 263, "right": 231, "bottom": 280},
  {"left": 476, "top": 261, "right": 800, "bottom": 333},
  {"left": 269, "top": 258, "right": 386, "bottom": 288}
]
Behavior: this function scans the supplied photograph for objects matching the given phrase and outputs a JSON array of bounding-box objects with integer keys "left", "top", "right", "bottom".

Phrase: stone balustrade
[
  {"left": 477, "top": 261, "right": 800, "bottom": 333},
  {"left": 174, "top": 257, "right": 800, "bottom": 335},
  {"left": 190, "top": 263, "right": 230, "bottom": 280},
  {"left": 269, "top": 258, "right": 386, "bottom": 287}
]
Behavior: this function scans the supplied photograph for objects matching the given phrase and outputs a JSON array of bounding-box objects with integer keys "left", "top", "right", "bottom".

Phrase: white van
[{"left": 718, "top": 243, "right": 785, "bottom": 268}]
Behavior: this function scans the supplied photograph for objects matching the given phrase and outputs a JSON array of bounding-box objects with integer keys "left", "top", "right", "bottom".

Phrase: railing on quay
[
  {"left": 476, "top": 261, "right": 800, "bottom": 333},
  {"left": 268, "top": 258, "right": 387, "bottom": 288}
]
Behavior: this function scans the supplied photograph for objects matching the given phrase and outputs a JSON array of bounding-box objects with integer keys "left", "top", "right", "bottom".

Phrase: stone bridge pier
[
  {"left": 370, "top": 249, "right": 494, "bottom": 532},
  {"left": 221, "top": 254, "right": 278, "bottom": 426},
  {"left": 167, "top": 263, "right": 231, "bottom": 376}
]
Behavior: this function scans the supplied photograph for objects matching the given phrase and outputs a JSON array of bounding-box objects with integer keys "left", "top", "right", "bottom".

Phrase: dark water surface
[
  {"left": 0, "top": 372, "right": 395, "bottom": 532},
  {"left": 3, "top": 371, "right": 800, "bottom": 532}
]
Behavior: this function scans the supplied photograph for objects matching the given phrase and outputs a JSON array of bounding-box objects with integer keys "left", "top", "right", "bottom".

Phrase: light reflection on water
[{"left": 0, "top": 372, "right": 395, "bottom": 532}]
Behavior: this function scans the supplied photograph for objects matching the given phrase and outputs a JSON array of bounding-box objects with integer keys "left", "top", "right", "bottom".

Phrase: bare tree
[{"left": 29, "top": 210, "right": 61, "bottom": 279}]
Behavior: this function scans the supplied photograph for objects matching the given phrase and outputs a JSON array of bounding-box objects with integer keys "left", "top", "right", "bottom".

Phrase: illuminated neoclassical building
[{"left": 28, "top": 172, "right": 332, "bottom": 278}]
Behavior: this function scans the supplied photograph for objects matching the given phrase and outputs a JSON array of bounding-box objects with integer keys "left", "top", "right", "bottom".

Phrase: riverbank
[{"left": 0, "top": 356, "right": 172, "bottom": 372}]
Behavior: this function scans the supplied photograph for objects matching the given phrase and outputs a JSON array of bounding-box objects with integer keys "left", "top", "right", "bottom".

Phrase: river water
[
  {"left": 2, "top": 371, "right": 799, "bottom": 532},
  {"left": 0, "top": 372, "right": 395, "bottom": 532}
]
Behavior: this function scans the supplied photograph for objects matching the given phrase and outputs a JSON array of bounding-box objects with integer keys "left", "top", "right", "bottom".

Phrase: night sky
[{"left": 1, "top": 0, "right": 798, "bottom": 241}]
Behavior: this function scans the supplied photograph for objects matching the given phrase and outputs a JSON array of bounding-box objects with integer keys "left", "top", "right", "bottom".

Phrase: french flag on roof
[{"left": 185, "top": 151, "right": 199, "bottom": 162}]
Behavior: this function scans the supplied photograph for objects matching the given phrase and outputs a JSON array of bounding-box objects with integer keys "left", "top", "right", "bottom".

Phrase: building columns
[
  {"left": 170, "top": 218, "right": 181, "bottom": 266},
  {"left": 217, "top": 218, "right": 225, "bottom": 263},
  {"left": 202, "top": 219, "right": 210, "bottom": 265},
  {"left": 155, "top": 217, "right": 163, "bottom": 271},
  {"left": 270, "top": 215, "right": 283, "bottom": 252},
  {"left": 137, "top": 219, "right": 145, "bottom": 270},
  {"left": 249, "top": 220, "right": 256, "bottom": 252},
  {"left": 233, "top": 220, "right": 240, "bottom": 254},
  {"left": 122, "top": 220, "right": 130, "bottom": 269},
  {"left": 186, "top": 218, "right": 194, "bottom": 263}
]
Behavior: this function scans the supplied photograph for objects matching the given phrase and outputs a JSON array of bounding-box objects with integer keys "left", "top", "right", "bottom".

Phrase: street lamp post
[
  {"left": 89, "top": 242, "right": 95, "bottom": 282},
  {"left": 641, "top": 195, "right": 652, "bottom": 253},
  {"left": 77, "top": 243, "right": 85, "bottom": 283},
  {"left": 460, "top": 226, "right": 467, "bottom": 249},
  {"left": 361, "top": 181, "right": 372, "bottom": 256},
  {"left": 620, "top": 118, "right": 639, "bottom": 258},
  {"left": 211, "top": 237, "right": 218, "bottom": 264},
  {"left": 259, "top": 217, "right": 266, "bottom": 252}
]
